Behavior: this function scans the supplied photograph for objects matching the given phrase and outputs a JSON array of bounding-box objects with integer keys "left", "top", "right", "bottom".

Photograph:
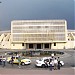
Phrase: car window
[
  {"left": 16, "top": 57, "right": 18, "bottom": 59},
  {"left": 22, "top": 57, "right": 26, "bottom": 59},
  {"left": 39, "top": 59, "right": 42, "bottom": 61},
  {"left": 13, "top": 57, "right": 15, "bottom": 59},
  {"left": 44, "top": 59, "right": 49, "bottom": 62}
]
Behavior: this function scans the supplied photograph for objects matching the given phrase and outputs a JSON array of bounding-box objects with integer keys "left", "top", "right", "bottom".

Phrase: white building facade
[
  {"left": 0, "top": 20, "right": 75, "bottom": 50},
  {"left": 11, "top": 20, "right": 67, "bottom": 49}
]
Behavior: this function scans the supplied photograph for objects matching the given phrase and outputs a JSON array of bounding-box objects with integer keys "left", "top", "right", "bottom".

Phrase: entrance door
[
  {"left": 29, "top": 44, "right": 33, "bottom": 49},
  {"left": 44, "top": 43, "right": 49, "bottom": 49},
  {"left": 37, "top": 44, "right": 41, "bottom": 49}
]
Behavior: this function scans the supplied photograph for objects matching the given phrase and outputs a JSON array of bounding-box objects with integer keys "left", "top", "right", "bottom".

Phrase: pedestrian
[
  {"left": 57, "top": 57, "right": 60, "bottom": 70},
  {"left": 51, "top": 56, "right": 54, "bottom": 61},
  {"left": 51, "top": 53, "right": 54, "bottom": 58},
  {"left": 11, "top": 55, "right": 14, "bottom": 67},
  {"left": 18, "top": 56, "right": 21, "bottom": 68},
  {"left": 49, "top": 59, "right": 52, "bottom": 71},
  {"left": 2, "top": 58, "right": 6, "bottom": 67},
  {"left": 44, "top": 60, "right": 48, "bottom": 68},
  {"left": 0, "top": 59, "right": 2, "bottom": 65},
  {"left": 54, "top": 58, "right": 58, "bottom": 70}
]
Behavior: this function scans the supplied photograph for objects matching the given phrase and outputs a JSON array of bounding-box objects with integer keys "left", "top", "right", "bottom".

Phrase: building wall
[
  {"left": 0, "top": 32, "right": 75, "bottom": 49},
  {"left": 11, "top": 43, "right": 26, "bottom": 49},
  {"left": 0, "top": 20, "right": 75, "bottom": 50},
  {"left": 1, "top": 41, "right": 11, "bottom": 49},
  {"left": 10, "top": 42, "right": 66, "bottom": 49},
  {"left": 51, "top": 42, "right": 65, "bottom": 49},
  {"left": 11, "top": 20, "right": 67, "bottom": 43},
  {"left": 65, "top": 41, "right": 74, "bottom": 49},
  {"left": 11, "top": 20, "right": 67, "bottom": 49},
  {"left": 0, "top": 32, "right": 11, "bottom": 49}
]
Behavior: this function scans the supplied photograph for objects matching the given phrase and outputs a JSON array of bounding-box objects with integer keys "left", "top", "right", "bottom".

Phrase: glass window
[
  {"left": 22, "top": 43, "right": 24, "bottom": 46},
  {"left": 44, "top": 44, "right": 49, "bottom": 48},
  {"left": 29, "top": 44, "right": 33, "bottom": 48},
  {"left": 54, "top": 43, "right": 56, "bottom": 46}
]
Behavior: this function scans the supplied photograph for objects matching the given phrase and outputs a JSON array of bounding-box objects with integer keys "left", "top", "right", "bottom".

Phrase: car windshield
[
  {"left": 39, "top": 58, "right": 42, "bottom": 61},
  {"left": 21, "top": 57, "right": 27, "bottom": 59}
]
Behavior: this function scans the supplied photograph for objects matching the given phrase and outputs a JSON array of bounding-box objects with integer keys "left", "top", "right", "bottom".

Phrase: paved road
[
  {"left": 61, "top": 50, "right": 75, "bottom": 68},
  {"left": 0, "top": 67, "right": 74, "bottom": 75}
]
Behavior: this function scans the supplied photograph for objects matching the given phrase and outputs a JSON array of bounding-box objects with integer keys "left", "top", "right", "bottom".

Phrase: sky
[{"left": 0, "top": 0, "right": 74, "bottom": 30}]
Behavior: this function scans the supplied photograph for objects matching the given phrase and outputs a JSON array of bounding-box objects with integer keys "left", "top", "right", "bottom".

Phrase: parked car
[
  {"left": 21, "top": 57, "right": 31, "bottom": 65},
  {"left": 7, "top": 56, "right": 31, "bottom": 65},
  {"left": 7, "top": 56, "right": 19, "bottom": 64},
  {"left": 35, "top": 57, "right": 64, "bottom": 68}
]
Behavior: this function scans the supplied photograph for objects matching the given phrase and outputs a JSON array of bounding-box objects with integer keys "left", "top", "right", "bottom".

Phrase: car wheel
[
  {"left": 9, "top": 61, "right": 12, "bottom": 64},
  {"left": 21, "top": 62, "right": 25, "bottom": 66},
  {"left": 42, "top": 64, "right": 45, "bottom": 68}
]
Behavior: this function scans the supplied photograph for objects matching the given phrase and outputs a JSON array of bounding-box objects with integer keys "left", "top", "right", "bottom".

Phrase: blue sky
[{"left": 0, "top": 0, "right": 74, "bottom": 30}]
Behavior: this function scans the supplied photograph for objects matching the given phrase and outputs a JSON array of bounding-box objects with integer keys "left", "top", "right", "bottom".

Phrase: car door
[
  {"left": 13, "top": 57, "right": 19, "bottom": 64},
  {"left": 44, "top": 59, "right": 49, "bottom": 66}
]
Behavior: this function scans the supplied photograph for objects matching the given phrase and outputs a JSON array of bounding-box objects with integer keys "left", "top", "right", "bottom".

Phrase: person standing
[
  {"left": 44, "top": 60, "right": 49, "bottom": 68},
  {"left": 54, "top": 58, "right": 58, "bottom": 70},
  {"left": 18, "top": 56, "right": 21, "bottom": 68},
  {"left": 51, "top": 53, "right": 54, "bottom": 58},
  {"left": 11, "top": 55, "right": 14, "bottom": 67},
  {"left": 57, "top": 57, "right": 60, "bottom": 70},
  {"left": 2, "top": 58, "right": 6, "bottom": 67},
  {"left": 49, "top": 59, "right": 52, "bottom": 71}
]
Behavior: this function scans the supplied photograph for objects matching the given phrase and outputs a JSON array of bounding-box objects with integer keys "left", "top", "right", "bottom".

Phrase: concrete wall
[
  {"left": 65, "top": 41, "right": 74, "bottom": 49},
  {"left": 11, "top": 43, "right": 26, "bottom": 49},
  {"left": 1, "top": 41, "right": 11, "bottom": 49},
  {"left": 51, "top": 42, "right": 65, "bottom": 49},
  {"left": 51, "top": 41, "right": 74, "bottom": 49},
  {"left": 0, "top": 29, "right": 75, "bottom": 50},
  {"left": 0, "top": 34, "right": 5, "bottom": 42}
]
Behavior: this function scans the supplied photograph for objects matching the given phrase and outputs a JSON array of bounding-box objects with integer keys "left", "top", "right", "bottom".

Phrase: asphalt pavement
[{"left": 0, "top": 67, "right": 74, "bottom": 75}]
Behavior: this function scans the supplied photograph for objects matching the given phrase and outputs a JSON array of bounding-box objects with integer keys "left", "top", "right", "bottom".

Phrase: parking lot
[
  {"left": 0, "top": 49, "right": 75, "bottom": 69},
  {"left": 0, "top": 49, "right": 75, "bottom": 75}
]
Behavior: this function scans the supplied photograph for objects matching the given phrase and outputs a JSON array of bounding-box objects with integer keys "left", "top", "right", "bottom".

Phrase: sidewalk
[{"left": 0, "top": 67, "right": 74, "bottom": 75}]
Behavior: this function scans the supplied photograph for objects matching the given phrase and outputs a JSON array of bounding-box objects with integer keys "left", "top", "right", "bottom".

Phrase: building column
[{"left": 42, "top": 43, "right": 44, "bottom": 49}]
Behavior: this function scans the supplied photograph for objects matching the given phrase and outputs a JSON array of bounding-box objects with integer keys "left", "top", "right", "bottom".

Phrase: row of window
[
  {"left": 13, "top": 33, "right": 65, "bottom": 38},
  {"left": 22, "top": 43, "right": 56, "bottom": 48},
  {"left": 13, "top": 37, "right": 65, "bottom": 41},
  {"left": 12, "top": 21, "right": 65, "bottom": 25},
  {"left": 12, "top": 29, "right": 65, "bottom": 33},
  {"left": 12, "top": 26, "right": 65, "bottom": 30},
  {"left": 13, "top": 43, "right": 56, "bottom": 48}
]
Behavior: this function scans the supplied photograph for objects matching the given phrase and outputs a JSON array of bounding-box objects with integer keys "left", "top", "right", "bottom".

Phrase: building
[
  {"left": 0, "top": 30, "right": 11, "bottom": 49},
  {"left": 0, "top": 20, "right": 75, "bottom": 50},
  {"left": 11, "top": 20, "right": 67, "bottom": 49}
]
